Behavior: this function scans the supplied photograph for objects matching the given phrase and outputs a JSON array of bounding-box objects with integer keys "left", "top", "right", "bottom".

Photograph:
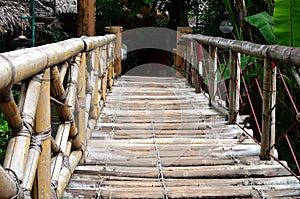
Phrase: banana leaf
[
  {"left": 274, "top": 0, "right": 300, "bottom": 47},
  {"left": 244, "top": 11, "right": 276, "bottom": 44}
]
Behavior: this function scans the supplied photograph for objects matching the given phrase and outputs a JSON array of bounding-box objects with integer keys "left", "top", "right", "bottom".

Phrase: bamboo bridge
[{"left": 0, "top": 26, "right": 300, "bottom": 198}]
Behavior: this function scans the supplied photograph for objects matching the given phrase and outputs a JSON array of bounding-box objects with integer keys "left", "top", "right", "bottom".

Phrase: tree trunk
[
  {"left": 167, "top": 0, "right": 189, "bottom": 29},
  {"left": 77, "top": 0, "right": 96, "bottom": 36}
]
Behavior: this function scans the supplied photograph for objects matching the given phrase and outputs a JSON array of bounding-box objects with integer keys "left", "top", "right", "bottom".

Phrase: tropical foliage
[{"left": 274, "top": 0, "right": 300, "bottom": 47}]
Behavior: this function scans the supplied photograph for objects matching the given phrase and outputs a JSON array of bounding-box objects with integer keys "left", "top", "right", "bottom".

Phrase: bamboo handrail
[
  {"left": 182, "top": 34, "right": 300, "bottom": 67},
  {"left": 182, "top": 33, "right": 300, "bottom": 161},
  {"left": 0, "top": 32, "right": 118, "bottom": 199}
]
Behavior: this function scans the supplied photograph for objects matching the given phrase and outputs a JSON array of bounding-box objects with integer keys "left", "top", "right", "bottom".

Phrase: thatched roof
[
  {"left": 56, "top": 0, "right": 77, "bottom": 14},
  {"left": 0, "top": 0, "right": 56, "bottom": 36}
]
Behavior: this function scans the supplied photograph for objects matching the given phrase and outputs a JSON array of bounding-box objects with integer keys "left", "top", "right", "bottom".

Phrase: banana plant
[
  {"left": 273, "top": 0, "right": 300, "bottom": 47},
  {"left": 244, "top": 11, "right": 276, "bottom": 44}
]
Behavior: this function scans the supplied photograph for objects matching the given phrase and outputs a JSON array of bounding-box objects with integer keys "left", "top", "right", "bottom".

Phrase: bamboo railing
[
  {"left": 0, "top": 30, "right": 120, "bottom": 198},
  {"left": 181, "top": 34, "right": 300, "bottom": 161}
]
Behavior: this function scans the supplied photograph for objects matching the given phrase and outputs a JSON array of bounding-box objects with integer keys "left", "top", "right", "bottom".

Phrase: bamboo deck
[{"left": 63, "top": 76, "right": 300, "bottom": 198}]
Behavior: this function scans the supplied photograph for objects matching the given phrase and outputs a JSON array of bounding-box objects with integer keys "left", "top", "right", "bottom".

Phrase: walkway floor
[{"left": 63, "top": 76, "right": 300, "bottom": 198}]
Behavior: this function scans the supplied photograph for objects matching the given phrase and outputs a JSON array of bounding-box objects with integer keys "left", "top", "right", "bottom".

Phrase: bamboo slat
[
  {"left": 32, "top": 68, "right": 52, "bottom": 199},
  {"left": 56, "top": 151, "right": 82, "bottom": 198},
  {"left": 77, "top": 53, "right": 87, "bottom": 162},
  {"left": 20, "top": 74, "right": 44, "bottom": 195},
  {"left": 0, "top": 166, "right": 18, "bottom": 199}
]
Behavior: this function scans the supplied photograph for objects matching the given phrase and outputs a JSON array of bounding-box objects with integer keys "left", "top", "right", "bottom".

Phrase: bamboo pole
[
  {"left": 50, "top": 122, "right": 71, "bottom": 195},
  {"left": 56, "top": 151, "right": 82, "bottom": 198},
  {"left": 105, "top": 26, "right": 123, "bottom": 77},
  {"left": 59, "top": 61, "right": 69, "bottom": 81},
  {"left": 86, "top": 51, "right": 97, "bottom": 120},
  {"left": 32, "top": 68, "right": 52, "bottom": 199},
  {"left": 182, "top": 34, "right": 300, "bottom": 67},
  {"left": 228, "top": 50, "right": 241, "bottom": 123},
  {"left": 0, "top": 39, "right": 84, "bottom": 90},
  {"left": 20, "top": 74, "right": 45, "bottom": 196},
  {"left": 185, "top": 40, "right": 192, "bottom": 83},
  {"left": 0, "top": 166, "right": 18, "bottom": 199},
  {"left": 77, "top": 53, "right": 87, "bottom": 162},
  {"left": 175, "top": 27, "right": 193, "bottom": 76},
  {"left": 1, "top": 85, "right": 28, "bottom": 181},
  {"left": 18, "top": 82, "right": 28, "bottom": 113},
  {"left": 260, "top": 59, "right": 276, "bottom": 160},
  {"left": 50, "top": 66, "right": 72, "bottom": 122},
  {"left": 208, "top": 45, "right": 218, "bottom": 106},
  {"left": 93, "top": 48, "right": 100, "bottom": 117},
  {"left": 66, "top": 54, "right": 83, "bottom": 151}
]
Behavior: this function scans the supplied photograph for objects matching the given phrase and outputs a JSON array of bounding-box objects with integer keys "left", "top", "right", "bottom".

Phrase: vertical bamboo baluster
[
  {"left": 77, "top": 52, "right": 87, "bottom": 161},
  {"left": 0, "top": 165, "right": 18, "bottom": 198},
  {"left": 185, "top": 40, "right": 191, "bottom": 83},
  {"left": 191, "top": 41, "right": 199, "bottom": 93},
  {"left": 18, "top": 82, "right": 28, "bottom": 113},
  {"left": 101, "top": 72, "right": 107, "bottom": 102},
  {"left": 107, "top": 42, "right": 114, "bottom": 92},
  {"left": 260, "top": 59, "right": 276, "bottom": 160},
  {"left": 1, "top": 86, "right": 28, "bottom": 181},
  {"left": 87, "top": 51, "right": 97, "bottom": 120},
  {"left": 93, "top": 48, "right": 100, "bottom": 117},
  {"left": 175, "top": 27, "right": 193, "bottom": 77},
  {"left": 66, "top": 54, "right": 82, "bottom": 151},
  {"left": 50, "top": 66, "right": 72, "bottom": 122},
  {"left": 20, "top": 74, "right": 45, "bottom": 197},
  {"left": 56, "top": 150, "right": 82, "bottom": 198},
  {"left": 32, "top": 68, "right": 52, "bottom": 199},
  {"left": 105, "top": 26, "right": 123, "bottom": 77},
  {"left": 50, "top": 122, "right": 71, "bottom": 197},
  {"left": 228, "top": 50, "right": 241, "bottom": 123},
  {"left": 208, "top": 45, "right": 218, "bottom": 106},
  {"left": 59, "top": 61, "right": 69, "bottom": 81}
]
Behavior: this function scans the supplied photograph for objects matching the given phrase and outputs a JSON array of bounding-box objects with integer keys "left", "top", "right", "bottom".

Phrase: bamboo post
[
  {"left": 77, "top": 52, "right": 87, "bottom": 162},
  {"left": 1, "top": 87, "right": 28, "bottom": 181},
  {"left": 228, "top": 50, "right": 241, "bottom": 123},
  {"left": 0, "top": 166, "right": 18, "bottom": 198},
  {"left": 191, "top": 41, "right": 200, "bottom": 93},
  {"left": 175, "top": 27, "right": 193, "bottom": 76},
  {"left": 93, "top": 48, "right": 100, "bottom": 117},
  {"left": 208, "top": 45, "right": 218, "bottom": 106},
  {"left": 32, "top": 68, "right": 52, "bottom": 199},
  {"left": 87, "top": 51, "right": 97, "bottom": 120},
  {"left": 260, "top": 59, "right": 276, "bottom": 160},
  {"left": 105, "top": 26, "right": 123, "bottom": 77},
  {"left": 107, "top": 43, "right": 114, "bottom": 92},
  {"left": 185, "top": 40, "right": 192, "bottom": 83}
]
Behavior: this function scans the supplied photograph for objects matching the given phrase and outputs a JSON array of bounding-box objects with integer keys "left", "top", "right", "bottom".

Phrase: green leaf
[
  {"left": 244, "top": 11, "right": 276, "bottom": 44},
  {"left": 274, "top": 0, "right": 300, "bottom": 47}
]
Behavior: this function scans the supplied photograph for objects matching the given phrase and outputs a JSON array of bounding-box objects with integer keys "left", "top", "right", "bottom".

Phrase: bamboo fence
[
  {"left": 182, "top": 34, "right": 300, "bottom": 160},
  {"left": 0, "top": 31, "right": 119, "bottom": 198}
]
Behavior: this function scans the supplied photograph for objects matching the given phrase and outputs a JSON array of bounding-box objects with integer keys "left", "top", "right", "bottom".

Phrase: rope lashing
[{"left": 30, "top": 126, "right": 52, "bottom": 152}]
